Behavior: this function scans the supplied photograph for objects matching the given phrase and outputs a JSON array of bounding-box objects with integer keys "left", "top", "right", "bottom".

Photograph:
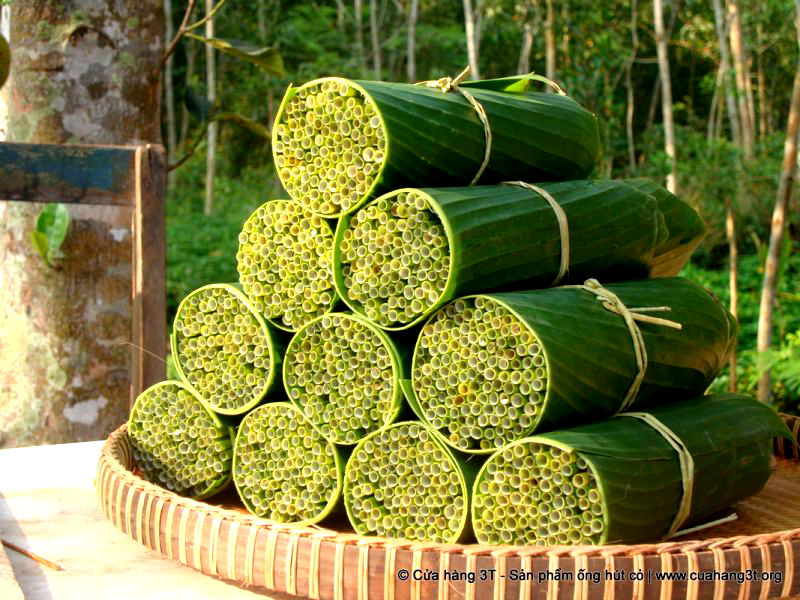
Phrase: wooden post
[{"left": 0, "top": 141, "right": 167, "bottom": 418}]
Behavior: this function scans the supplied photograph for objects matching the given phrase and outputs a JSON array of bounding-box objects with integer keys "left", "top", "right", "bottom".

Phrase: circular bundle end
[
  {"left": 412, "top": 296, "right": 547, "bottom": 453},
  {"left": 335, "top": 190, "right": 452, "bottom": 329},
  {"left": 283, "top": 312, "right": 403, "bottom": 444},
  {"left": 232, "top": 402, "right": 343, "bottom": 525},
  {"left": 272, "top": 78, "right": 387, "bottom": 217},
  {"left": 172, "top": 284, "right": 278, "bottom": 415},
  {"left": 128, "top": 381, "right": 233, "bottom": 499},
  {"left": 237, "top": 199, "right": 336, "bottom": 331},
  {"left": 472, "top": 440, "right": 605, "bottom": 546},
  {"left": 343, "top": 421, "right": 469, "bottom": 544}
]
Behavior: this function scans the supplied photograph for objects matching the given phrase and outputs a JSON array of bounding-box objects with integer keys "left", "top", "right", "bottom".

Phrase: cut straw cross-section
[
  {"left": 171, "top": 283, "right": 282, "bottom": 415},
  {"left": 283, "top": 312, "right": 404, "bottom": 444},
  {"left": 233, "top": 402, "right": 343, "bottom": 525},
  {"left": 128, "top": 380, "right": 234, "bottom": 499},
  {"left": 237, "top": 199, "right": 337, "bottom": 332},
  {"left": 412, "top": 278, "right": 739, "bottom": 453},
  {"left": 472, "top": 394, "right": 791, "bottom": 545},
  {"left": 272, "top": 76, "right": 602, "bottom": 218},
  {"left": 343, "top": 421, "right": 475, "bottom": 544}
]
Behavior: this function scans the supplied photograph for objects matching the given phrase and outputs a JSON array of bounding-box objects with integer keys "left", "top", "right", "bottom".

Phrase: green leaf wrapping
[
  {"left": 623, "top": 178, "right": 707, "bottom": 277},
  {"left": 272, "top": 77, "right": 601, "bottom": 217},
  {"left": 411, "top": 277, "right": 738, "bottom": 453},
  {"left": 333, "top": 180, "right": 704, "bottom": 330},
  {"left": 472, "top": 394, "right": 792, "bottom": 545}
]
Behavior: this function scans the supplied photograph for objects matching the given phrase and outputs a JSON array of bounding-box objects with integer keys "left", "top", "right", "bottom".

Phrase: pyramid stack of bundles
[{"left": 130, "top": 72, "right": 790, "bottom": 546}]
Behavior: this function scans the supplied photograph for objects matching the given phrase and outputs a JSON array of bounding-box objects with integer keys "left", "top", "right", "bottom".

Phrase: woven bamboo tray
[{"left": 97, "top": 415, "right": 800, "bottom": 600}]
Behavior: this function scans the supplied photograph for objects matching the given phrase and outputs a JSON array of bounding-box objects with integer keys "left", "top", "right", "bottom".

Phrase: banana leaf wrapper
[
  {"left": 623, "top": 177, "right": 707, "bottom": 277},
  {"left": 472, "top": 394, "right": 792, "bottom": 545}
]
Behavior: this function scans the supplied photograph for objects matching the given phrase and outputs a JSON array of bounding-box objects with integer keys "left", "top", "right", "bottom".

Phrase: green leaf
[
  {"left": 185, "top": 34, "right": 284, "bottom": 76},
  {"left": 34, "top": 203, "right": 69, "bottom": 265},
  {"left": 30, "top": 230, "right": 50, "bottom": 264},
  {"left": 211, "top": 112, "right": 271, "bottom": 139},
  {"left": 462, "top": 73, "right": 566, "bottom": 95}
]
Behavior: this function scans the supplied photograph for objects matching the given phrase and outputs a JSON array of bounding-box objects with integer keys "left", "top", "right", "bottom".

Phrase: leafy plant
[{"left": 31, "top": 204, "right": 70, "bottom": 267}]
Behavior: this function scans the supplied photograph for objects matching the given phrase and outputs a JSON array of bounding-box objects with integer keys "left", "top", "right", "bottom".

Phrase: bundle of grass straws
[
  {"left": 272, "top": 76, "right": 601, "bottom": 217},
  {"left": 171, "top": 283, "right": 282, "bottom": 414},
  {"left": 472, "top": 394, "right": 790, "bottom": 545},
  {"left": 128, "top": 381, "right": 234, "bottom": 499},
  {"left": 283, "top": 312, "right": 404, "bottom": 444},
  {"left": 233, "top": 402, "right": 343, "bottom": 524},
  {"left": 411, "top": 277, "right": 737, "bottom": 452}
]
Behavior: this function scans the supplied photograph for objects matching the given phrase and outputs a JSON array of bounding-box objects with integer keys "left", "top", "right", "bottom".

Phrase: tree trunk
[
  {"left": 179, "top": 39, "right": 197, "bottom": 149},
  {"left": 646, "top": 77, "right": 661, "bottom": 131},
  {"left": 258, "top": 0, "right": 269, "bottom": 41},
  {"left": 463, "top": 0, "right": 480, "bottom": 79},
  {"left": 369, "top": 0, "right": 381, "bottom": 80},
  {"left": 653, "top": 0, "right": 677, "bottom": 193},
  {"left": 756, "top": 23, "right": 769, "bottom": 139},
  {"left": 204, "top": 0, "right": 216, "bottom": 215},
  {"left": 728, "top": 0, "right": 754, "bottom": 159},
  {"left": 406, "top": 0, "right": 419, "bottom": 81},
  {"left": 757, "top": 4, "right": 800, "bottom": 403},
  {"left": 355, "top": 0, "right": 367, "bottom": 77},
  {"left": 164, "top": 0, "right": 177, "bottom": 190},
  {"left": 707, "top": 65, "right": 722, "bottom": 143},
  {"left": 544, "top": 0, "right": 556, "bottom": 84},
  {"left": 560, "top": 2, "right": 570, "bottom": 70},
  {"left": 517, "top": 23, "right": 533, "bottom": 75},
  {"left": 712, "top": 0, "right": 742, "bottom": 147},
  {"left": 726, "top": 198, "right": 739, "bottom": 392},
  {"left": 0, "top": 1, "right": 163, "bottom": 448},
  {"left": 625, "top": 0, "right": 639, "bottom": 172}
]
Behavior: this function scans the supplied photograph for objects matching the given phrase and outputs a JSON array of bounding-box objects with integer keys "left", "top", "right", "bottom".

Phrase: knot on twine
[
  {"left": 415, "top": 66, "right": 491, "bottom": 186},
  {"left": 501, "top": 181, "right": 570, "bottom": 286},
  {"left": 570, "top": 279, "right": 682, "bottom": 412}
]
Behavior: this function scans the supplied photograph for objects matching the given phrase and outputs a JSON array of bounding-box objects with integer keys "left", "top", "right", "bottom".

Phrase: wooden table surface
[{"left": 0, "top": 440, "right": 289, "bottom": 599}]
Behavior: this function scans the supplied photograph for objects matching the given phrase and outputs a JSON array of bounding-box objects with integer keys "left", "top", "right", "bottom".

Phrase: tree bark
[
  {"left": 560, "top": 2, "right": 570, "bottom": 70},
  {"left": 463, "top": 0, "right": 480, "bottom": 79},
  {"left": 756, "top": 2, "right": 800, "bottom": 403},
  {"left": 258, "top": 0, "right": 269, "bottom": 41},
  {"left": 164, "top": 0, "right": 177, "bottom": 190},
  {"left": 204, "top": 0, "right": 216, "bottom": 215},
  {"left": 355, "top": 0, "right": 367, "bottom": 77},
  {"left": 544, "top": 0, "right": 555, "bottom": 84},
  {"left": 756, "top": 23, "right": 769, "bottom": 139},
  {"left": 653, "top": 0, "right": 677, "bottom": 193},
  {"left": 406, "top": 0, "right": 419, "bottom": 81},
  {"left": 369, "top": 0, "right": 381, "bottom": 80},
  {"left": 625, "top": 0, "right": 639, "bottom": 172},
  {"left": 0, "top": 1, "right": 163, "bottom": 448},
  {"left": 728, "top": 0, "right": 755, "bottom": 159},
  {"left": 726, "top": 198, "right": 739, "bottom": 392},
  {"left": 179, "top": 40, "right": 197, "bottom": 149},
  {"left": 712, "top": 0, "right": 741, "bottom": 146}
]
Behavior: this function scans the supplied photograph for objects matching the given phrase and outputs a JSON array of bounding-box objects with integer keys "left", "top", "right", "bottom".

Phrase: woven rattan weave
[{"left": 97, "top": 415, "right": 800, "bottom": 600}]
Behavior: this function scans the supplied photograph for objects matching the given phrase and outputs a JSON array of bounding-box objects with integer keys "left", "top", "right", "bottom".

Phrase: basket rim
[{"left": 97, "top": 414, "right": 800, "bottom": 559}]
